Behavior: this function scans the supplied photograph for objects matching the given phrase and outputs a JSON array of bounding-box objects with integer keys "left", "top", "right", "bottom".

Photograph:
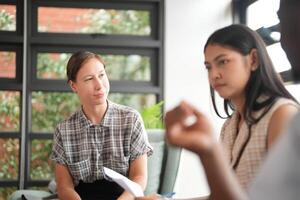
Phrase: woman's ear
[
  {"left": 249, "top": 49, "right": 259, "bottom": 71},
  {"left": 68, "top": 80, "right": 77, "bottom": 93}
]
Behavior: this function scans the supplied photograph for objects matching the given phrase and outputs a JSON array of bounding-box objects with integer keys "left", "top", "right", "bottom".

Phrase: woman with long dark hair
[{"left": 203, "top": 24, "right": 298, "bottom": 188}]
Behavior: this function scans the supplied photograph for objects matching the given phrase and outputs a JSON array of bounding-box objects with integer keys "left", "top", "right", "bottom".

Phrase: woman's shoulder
[
  {"left": 56, "top": 109, "right": 82, "bottom": 129},
  {"left": 269, "top": 97, "right": 299, "bottom": 114}
]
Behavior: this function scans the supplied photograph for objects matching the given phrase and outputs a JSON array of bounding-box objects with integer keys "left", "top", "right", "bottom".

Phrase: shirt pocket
[
  {"left": 102, "top": 154, "right": 130, "bottom": 176},
  {"left": 68, "top": 159, "right": 91, "bottom": 181}
]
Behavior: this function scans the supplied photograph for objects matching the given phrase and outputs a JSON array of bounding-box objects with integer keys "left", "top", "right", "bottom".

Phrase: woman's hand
[{"left": 165, "top": 101, "right": 216, "bottom": 155}]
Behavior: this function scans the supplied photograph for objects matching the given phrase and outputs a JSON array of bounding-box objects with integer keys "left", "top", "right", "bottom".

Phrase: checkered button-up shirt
[{"left": 51, "top": 100, "right": 153, "bottom": 185}]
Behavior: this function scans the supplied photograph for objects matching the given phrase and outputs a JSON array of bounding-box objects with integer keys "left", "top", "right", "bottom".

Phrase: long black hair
[{"left": 204, "top": 24, "right": 297, "bottom": 125}]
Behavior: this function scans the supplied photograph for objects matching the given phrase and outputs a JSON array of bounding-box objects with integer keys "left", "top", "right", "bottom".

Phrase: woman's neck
[
  {"left": 231, "top": 96, "right": 246, "bottom": 122},
  {"left": 82, "top": 102, "right": 108, "bottom": 124}
]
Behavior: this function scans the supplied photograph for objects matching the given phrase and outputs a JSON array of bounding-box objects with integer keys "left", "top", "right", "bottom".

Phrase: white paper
[{"left": 103, "top": 167, "right": 144, "bottom": 197}]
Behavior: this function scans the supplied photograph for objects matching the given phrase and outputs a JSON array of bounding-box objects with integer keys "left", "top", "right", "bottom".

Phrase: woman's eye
[
  {"left": 84, "top": 78, "right": 93, "bottom": 81},
  {"left": 205, "top": 64, "right": 211, "bottom": 70},
  {"left": 219, "top": 59, "right": 229, "bottom": 65}
]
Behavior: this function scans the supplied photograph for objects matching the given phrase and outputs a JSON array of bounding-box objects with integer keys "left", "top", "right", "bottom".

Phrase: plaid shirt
[
  {"left": 220, "top": 97, "right": 298, "bottom": 189},
  {"left": 51, "top": 100, "right": 153, "bottom": 185}
]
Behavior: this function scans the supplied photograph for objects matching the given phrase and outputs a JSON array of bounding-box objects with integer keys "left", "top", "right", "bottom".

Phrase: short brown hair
[{"left": 66, "top": 50, "right": 105, "bottom": 82}]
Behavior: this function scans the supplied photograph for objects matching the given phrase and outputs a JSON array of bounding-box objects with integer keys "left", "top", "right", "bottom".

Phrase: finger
[
  {"left": 165, "top": 102, "right": 194, "bottom": 126},
  {"left": 190, "top": 107, "right": 213, "bottom": 133},
  {"left": 187, "top": 104, "right": 208, "bottom": 123}
]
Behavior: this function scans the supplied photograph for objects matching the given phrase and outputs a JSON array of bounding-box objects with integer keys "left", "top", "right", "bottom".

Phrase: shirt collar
[
  {"left": 79, "top": 100, "right": 114, "bottom": 128},
  {"left": 101, "top": 100, "right": 113, "bottom": 127}
]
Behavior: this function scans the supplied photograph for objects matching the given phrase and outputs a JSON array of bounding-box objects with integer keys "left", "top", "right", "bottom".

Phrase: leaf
[{"left": 141, "top": 101, "right": 164, "bottom": 129}]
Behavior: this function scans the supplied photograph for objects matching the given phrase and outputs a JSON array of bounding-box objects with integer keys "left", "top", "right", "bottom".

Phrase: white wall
[{"left": 164, "top": 0, "right": 232, "bottom": 198}]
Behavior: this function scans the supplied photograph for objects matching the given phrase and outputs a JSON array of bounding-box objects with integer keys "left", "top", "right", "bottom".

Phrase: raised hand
[{"left": 165, "top": 101, "right": 216, "bottom": 155}]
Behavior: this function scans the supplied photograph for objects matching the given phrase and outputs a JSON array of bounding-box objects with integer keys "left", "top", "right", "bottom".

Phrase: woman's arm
[
  {"left": 200, "top": 143, "right": 247, "bottom": 200},
  {"left": 267, "top": 104, "right": 298, "bottom": 148},
  {"left": 136, "top": 101, "right": 248, "bottom": 200},
  {"left": 165, "top": 101, "right": 247, "bottom": 200},
  {"left": 118, "top": 154, "right": 148, "bottom": 200},
  {"left": 55, "top": 163, "right": 81, "bottom": 200}
]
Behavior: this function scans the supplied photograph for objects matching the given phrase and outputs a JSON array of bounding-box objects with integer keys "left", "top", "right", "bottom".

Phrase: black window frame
[
  {"left": 232, "top": 0, "right": 294, "bottom": 82},
  {"left": 0, "top": 0, "right": 24, "bottom": 190}
]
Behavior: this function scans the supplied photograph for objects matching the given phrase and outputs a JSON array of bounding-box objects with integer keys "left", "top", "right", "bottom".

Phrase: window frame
[
  {"left": 0, "top": 0, "right": 24, "bottom": 191},
  {"left": 232, "top": 0, "right": 294, "bottom": 83}
]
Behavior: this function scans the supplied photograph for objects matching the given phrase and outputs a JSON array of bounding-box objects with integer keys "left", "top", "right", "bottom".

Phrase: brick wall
[{"left": 38, "top": 7, "right": 92, "bottom": 32}]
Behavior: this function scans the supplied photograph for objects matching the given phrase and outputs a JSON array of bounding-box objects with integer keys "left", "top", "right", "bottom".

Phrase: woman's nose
[
  {"left": 209, "top": 67, "right": 221, "bottom": 80},
  {"left": 94, "top": 77, "right": 103, "bottom": 89}
]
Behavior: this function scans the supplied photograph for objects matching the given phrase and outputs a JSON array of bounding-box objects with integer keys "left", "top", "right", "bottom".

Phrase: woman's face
[
  {"left": 204, "top": 44, "right": 257, "bottom": 101},
  {"left": 69, "top": 57, "right": 110, "bottom": 107}
]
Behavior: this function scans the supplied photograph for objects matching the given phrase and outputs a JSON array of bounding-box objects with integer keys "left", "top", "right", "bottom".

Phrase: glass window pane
[
  {"left": 109, "top": 93, "right": 156, "bottom": 112},
  {"left": 31, "top": 92, "right": 80, "bottom": 133},
  {"left": 38, "top": 7, "right": 151, "bottom": 36},
  {"left": 37, "top": 53, "right": 151, "bottom": 81},
  {"left": 0, "top": 138, "right": 19, "bottom": 180},
  {"left": 104, "top": 55, "right": 151, "bottom": 81},
  {"left": 0, "top": 51, "right": 16, "bottom": 78},
  {"left": 0, "top": 5, "right": 16, "bottom": 31},
  {"left": 37, "top": 53, "right": 71, "bottom": 79},
  {"left": 247, "top": 0, "right": 280, "bottom": 30},
  {"left": 30, "top": 140, "right": 54, "bottom": 180},
  {"left": 28, "top": 186, "right": 49, "bottom": 191},
  {"left": 286, "top": 84, "right": 300, "bottom": 102},
  {"left": 0, "top": 91, "right": 20, "bottom": 132},
  {"left": 0, "top": 187, "right": 17, "bottom": 200},
  {"left": 247, "top": 0, "right": 292, "bottom": 75},
  {"left": 267, "top": 43, "right": 291, "bottom": 73}
]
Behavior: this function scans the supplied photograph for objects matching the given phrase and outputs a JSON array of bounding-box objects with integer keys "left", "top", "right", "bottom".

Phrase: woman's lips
[
  {"left": 94, "top": 93, "right": 105, "bottom": 98},
  {"left": 213, "top": 83, "right": 226, "bottom": 90}
]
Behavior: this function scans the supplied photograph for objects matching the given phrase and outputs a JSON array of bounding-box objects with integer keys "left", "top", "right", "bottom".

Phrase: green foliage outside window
[
  {"left": 30, "top": 140, "right": 54, "bottom": 180},
  {"left": 37, "top": 8, "right": 150, "bottom": 35},
  {"left": 37, "top": 53, "right": 151, "bottom": 81},
  {"left": 0, "top": 139, "right": 19, "bottom": 180},
  {"left": 104, "top": 55, "right": 150, "bottom": 81},
  {"left": 0, "top": 51, "right": 16, "bottom": 78},
  {"left": 31, "top": 92, "right": 80, "bottom": 133},
  {"left": 37, "top": 53, "right": 71, "bottom": 79},
  {"left": 81, "top": 9, "right": 151, "bottom": 35},
  {"left": 0, "top": 9, "right": 15, "bottom": 31},
  {"left": 0, "top": 91, "right": 20, "bottom": 132}
]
